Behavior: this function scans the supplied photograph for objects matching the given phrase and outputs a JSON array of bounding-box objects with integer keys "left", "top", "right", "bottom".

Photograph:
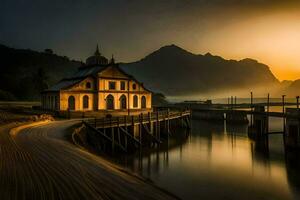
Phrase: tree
[
  {"left": 44, "top": 49, "right": 53, "bottom": 54},
  {"left": 29, "top": 67, "right": 49, "bottom": 100}
]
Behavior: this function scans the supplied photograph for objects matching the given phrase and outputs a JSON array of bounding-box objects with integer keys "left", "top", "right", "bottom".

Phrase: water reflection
[{"left": 111, "top": 119, "right": 300, "bottom": 200}]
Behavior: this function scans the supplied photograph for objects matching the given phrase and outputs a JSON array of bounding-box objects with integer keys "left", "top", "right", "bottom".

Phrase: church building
[{"left": 41, "top": 46, "right": 152, "bottom": 114}]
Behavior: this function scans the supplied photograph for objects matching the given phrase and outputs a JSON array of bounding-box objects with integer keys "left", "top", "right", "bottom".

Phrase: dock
[
  {"left": 182, "top": 99, "right": 300, "bottom": 149},
  {"left": 83, "top": 110, "right": 191, "bottom": 153}
]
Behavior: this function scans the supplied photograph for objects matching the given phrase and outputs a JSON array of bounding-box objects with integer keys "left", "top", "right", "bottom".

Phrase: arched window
[
  {"left": 106, "top": 94, "right": 114, "bottom": 110},
  {"left": 68, "top": 96, "right": 75, "bottom": 110},
  {"left": 86, "top": 82, "right": 91, "bottom": 89},
  {"left": 141, "top": 96, "right": 146, "bottom": 109},
  {"left": 83, "top": 95, "right": 89, "bottom": 109},
  {"left": 120, "top": 95, "right": 127, "bottom": 109},
  {"left": 133, "top": 95, "right": 138, "bottom": 108}
]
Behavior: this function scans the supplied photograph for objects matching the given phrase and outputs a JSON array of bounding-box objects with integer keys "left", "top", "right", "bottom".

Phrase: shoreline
[{"left": 68, "top": 121, "right": 181, "bottom": 200}]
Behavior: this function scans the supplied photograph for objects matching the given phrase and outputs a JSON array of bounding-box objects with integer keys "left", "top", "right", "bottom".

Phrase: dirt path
[{"left": 0, "top": 120, "right": 177, "bottom": 200}]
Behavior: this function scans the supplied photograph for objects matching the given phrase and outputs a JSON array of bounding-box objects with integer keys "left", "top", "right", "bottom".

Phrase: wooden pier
[
  {"left": 82, "top": 110, "right": 191, "bottom": 153},
  {"left": 192, "top": 106, "right": 300, "bottom": 149}
]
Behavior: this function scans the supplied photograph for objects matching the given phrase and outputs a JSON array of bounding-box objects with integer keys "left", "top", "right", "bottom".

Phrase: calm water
[{"left": 111, "top": 107, "right": 300, "bottom": 200}]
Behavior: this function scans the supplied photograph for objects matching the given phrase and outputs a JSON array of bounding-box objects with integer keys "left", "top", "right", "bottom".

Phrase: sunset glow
[
  {"left": 2, "top": 1, "right": 300, "bottom": 81},
  {"left": 3, "top": 1, "right": 300, "bottom": 199},
  {"left": 193, "top": 10, "right": 300, "bottom": 81}
]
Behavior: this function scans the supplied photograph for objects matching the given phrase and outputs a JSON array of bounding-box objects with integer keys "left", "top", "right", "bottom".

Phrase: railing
[{"left": 83, "top": 110, "right": 191, "bottom": 129}]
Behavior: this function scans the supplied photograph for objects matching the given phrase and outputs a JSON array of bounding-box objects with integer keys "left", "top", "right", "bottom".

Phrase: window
[
  {"left": 132, "top": 83, "right": 137, "bottom": 90},
  {"left": 133, "top": 95, "right": 138, "bottom": 108},
  {"left": 109, "top": 82, "right": 116, "bottom": 90},
  {"left": 141, "top": 96, "right": 146, "bottom": 109},
  {"left": 120, "top": 81, "right": 126, "bottom": 90},
  {"left": 106, "top": 94, "right": 114, "bottom": 110},
  {"left": 68, "top": 96, "right": 75, "bottom": 110},
  {"left": 83, "top": 95, "right": 89, "bottom": 109},
  {"left": 120, "top": 95, "right": 127, "bottom": 109},
  {"left": 86, "top": 82, "right": 91, "bottom": 89}
]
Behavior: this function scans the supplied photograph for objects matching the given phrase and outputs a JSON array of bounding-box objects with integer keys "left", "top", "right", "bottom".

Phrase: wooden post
[
  {"left": 282, "top": 95, "right": 286, "bottom": 132},
  {"left": 227, "top": 97, "right": 230, "bottom": 109},
  {"left": 234, "top": 96, "right": 237, "bottom": 108},
  {"left": 164, "top": 113, "right": 167, "bottom": 132},
  {"left": 131, "top": 115, "right": 134, "bottom": 136},
  {"left": 156, "top": 111, "right": 159, "bottom": 140},
  {"left": 110, "top": 117, "right": 114, "bottom": 153},
  {"left": 140, "top": 114, "right": 143, "bottom": 145},
  {"left": 103, "top": 118, "right": 106, "bottom": 135},
  {"left": 167, "top": 109, "right": 170, "bottom": 134},
  {"left": 296, "top": 96, "right": 299, "bottom": 110},
  {"left": 124, "top": 115, "right": 128, "bottom": 150},
  {"left": 267, "top": 93, "right": 270, "bottom": 113},
  {"left": 250, "top": 92, "right": 253, "bottom": 127},
  {"left": 127, "top": 80, "right": 130, "bottom": 116},
  {"left": 282, "top": 95, "right": 286, "bottom": 114},
  {"left": 117, "top": 117, "right": 121, "bottom": 148},
  {"left": 267, "top": 93, "right": 270, "bottom": 133},
  {"left": 180, "top": 112, "right": 183, "bottom": 128},
  {"left": 148, "top": 112, "right": 151, "bottom": 133}
]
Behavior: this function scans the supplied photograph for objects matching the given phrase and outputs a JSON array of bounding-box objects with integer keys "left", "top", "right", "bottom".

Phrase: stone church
[{"left": 41, "top": 46, "right": 152, "bottom": 114}]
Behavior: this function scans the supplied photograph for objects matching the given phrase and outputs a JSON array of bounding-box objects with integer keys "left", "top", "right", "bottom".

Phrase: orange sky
[
  {"left": 125, "top": 3, "right": 300, "bottom": 81},
  {"left": 3, "top": 1, "right": 300, "bottom": 81},
  {"left": 195, "top": 10, "right": 300, "bottom": 81}
]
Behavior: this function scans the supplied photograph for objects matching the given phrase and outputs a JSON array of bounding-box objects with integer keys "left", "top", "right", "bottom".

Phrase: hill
[
  {"left": 286, "top": 79, "right": 300, "bottom": 96},
  {"left": 121, "top": 45, "right": 280, "bottom": 97},
  {"left": 0, "top": 44, "right": 286, "bottom": 100},
  {"left": 0, "top": 44, "right": 81, "bottom": 100}
]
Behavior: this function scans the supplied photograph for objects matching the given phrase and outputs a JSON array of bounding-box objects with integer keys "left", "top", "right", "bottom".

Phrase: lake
[{"left": 111, "top": 107, "right": 300, "bottom": 200}]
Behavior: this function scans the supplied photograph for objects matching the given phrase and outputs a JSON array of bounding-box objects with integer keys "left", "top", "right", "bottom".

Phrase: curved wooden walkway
[{"left": 0, "top": 120, "right": 177, "bottom": 200}]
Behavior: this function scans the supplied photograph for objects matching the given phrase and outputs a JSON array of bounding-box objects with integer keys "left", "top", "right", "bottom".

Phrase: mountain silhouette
[
  {"left": 0, "top": 44, "right": 293, "bottom": 100},
  {"left": 121, "top": 44, "right": 279, "bottom": 96},
  {"left": 285, "top": 79, "right": 300, "bottom": 96},
  {"left": 0, "top": 44, "right": 81, "bottom": 100}
]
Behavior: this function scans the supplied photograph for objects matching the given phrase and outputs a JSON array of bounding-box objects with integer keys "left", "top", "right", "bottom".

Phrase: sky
[{"left": 1, "top": 0, "right": 300, "bottom": 81}]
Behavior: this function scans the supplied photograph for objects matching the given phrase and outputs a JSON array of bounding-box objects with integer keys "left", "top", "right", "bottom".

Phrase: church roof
[
  {"left": 45, "top": 66, "right": 105, "bottom": 92},
  {"left": 46, "top": 63, "right": 151, "bottom": 92},
  {"left": 45, "top": 46, "right": 152, "bottom": 92},
  {"left": 46, "top": 78, "right": 82, "bottom": 91},
  {"left": 72, "top": 65, "right": 106, "bottom": 78}
]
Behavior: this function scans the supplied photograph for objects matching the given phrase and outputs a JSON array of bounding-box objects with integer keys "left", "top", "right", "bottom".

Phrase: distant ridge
[
  {"left": 0, "top": 44, "right": 81, "bottom": 100},
  {"left": 121, "top": 44, "right": 279, "bottom": 96},
  {"left": 0, "top": 43, "right": 297, "bottom": 100}
]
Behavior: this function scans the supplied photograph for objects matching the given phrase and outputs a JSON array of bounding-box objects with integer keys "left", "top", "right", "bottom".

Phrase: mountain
[
  {"left": 0, "top": 44, "right": 283, "bottom": 100},
  {"left": 0, "top": 44, "right": 81, "bottom": 100},
  {"left": 286, "top": 79, "right": 300, "bottom": 96},
  {"left": 121, "top": 45, "right": 279, "bottom": 96},
  {"left": 281, "top": 80, "right": 293, "bottom": 88}
]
